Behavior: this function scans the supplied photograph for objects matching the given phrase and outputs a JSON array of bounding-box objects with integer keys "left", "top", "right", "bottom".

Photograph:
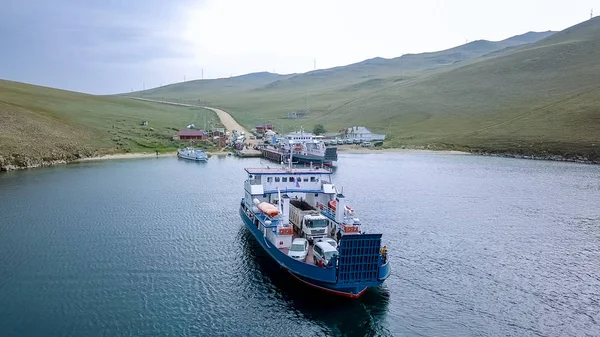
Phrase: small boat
[{"left": 177, "top": 147, "right": 208, "bottom": 161}]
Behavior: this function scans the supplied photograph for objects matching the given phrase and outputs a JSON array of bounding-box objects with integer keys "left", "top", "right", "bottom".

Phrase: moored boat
[
  {"left": 177, "top": 147, "right": 208, "bottom": 161},
  {"left": 259, "top": 130, "right": 338, "bottom": 167},
  {"left": 239, "top": 165, "right": 391, "bottom": 298},
  {"left": 285, "top": 130, "right": 338, "bottom": 166}
]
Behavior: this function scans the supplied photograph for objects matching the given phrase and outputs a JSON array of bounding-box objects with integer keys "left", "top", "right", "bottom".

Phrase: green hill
[
  {"left": 131, "top": 20, "right": 598, "bottom": 162},
  {"left": 0, "top": 80, "right": 219, "bottom": 170},
  {"left": 129, "top": 31, "right": 553, "bottom": 102}
]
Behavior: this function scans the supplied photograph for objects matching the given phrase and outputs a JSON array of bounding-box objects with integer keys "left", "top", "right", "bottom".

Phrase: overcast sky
[{"left": 0, "top": 0, "right": 596, "bottom": 94}]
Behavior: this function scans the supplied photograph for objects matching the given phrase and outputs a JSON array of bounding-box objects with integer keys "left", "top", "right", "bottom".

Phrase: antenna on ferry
[{"left": 277, "top": 187, "right": 283, "bottom": 215}]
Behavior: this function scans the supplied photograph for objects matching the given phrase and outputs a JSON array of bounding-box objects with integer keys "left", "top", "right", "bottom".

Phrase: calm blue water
[{"left": 1, "top": 153, "right": 599, "bottom": 337}]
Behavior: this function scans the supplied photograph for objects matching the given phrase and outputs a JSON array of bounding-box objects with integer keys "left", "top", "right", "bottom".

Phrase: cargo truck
[{"left": 289, "top": 199, "right": 329, "bottom": 242}]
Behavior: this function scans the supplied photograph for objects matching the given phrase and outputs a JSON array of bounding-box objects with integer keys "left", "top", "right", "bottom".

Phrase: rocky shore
[
  {"left": 0, "top": 147, "right": 100, "bottom": 171},
  {"left": 470, "top": 151, "right": 599, "bottom": 165},
  {"left": 0, "top": 150, "right": 230, "bottom": 171}
]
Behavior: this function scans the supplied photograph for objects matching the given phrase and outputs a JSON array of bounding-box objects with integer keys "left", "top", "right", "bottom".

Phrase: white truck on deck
[{"left": 289, "top": 199, "right": 329, "bottom": 242}]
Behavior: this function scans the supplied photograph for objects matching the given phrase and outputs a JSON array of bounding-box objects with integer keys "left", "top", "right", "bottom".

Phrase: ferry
[
  {"left": 260, "top": 130, "right": 338, "bottom": 167},
  {"left": 239, "top": 163, "right": 391, "bottom": 298},
  {"left": 177, "top": 147, "right": 208, "bottom": 161}
]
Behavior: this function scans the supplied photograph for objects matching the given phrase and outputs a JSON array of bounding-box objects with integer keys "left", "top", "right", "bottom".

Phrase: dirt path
[
  {"left": 201, "top": 106, "right": 247, "bottom": 134},
  {"left": 128, "top": 98, "right": 257, "bottom": 144},
  {"left": 201, "top": 106, "right": 259, "bottom": 145}
]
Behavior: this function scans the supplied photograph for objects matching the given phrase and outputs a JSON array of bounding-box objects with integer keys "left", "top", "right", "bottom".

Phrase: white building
[{"left": 344, "top": 126, "right": 386, "bottom": 141}]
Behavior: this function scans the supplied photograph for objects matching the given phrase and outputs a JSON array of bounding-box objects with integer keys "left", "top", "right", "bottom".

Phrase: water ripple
[{"left": 1, "top": 154, "right": 599, "bottom": 336}]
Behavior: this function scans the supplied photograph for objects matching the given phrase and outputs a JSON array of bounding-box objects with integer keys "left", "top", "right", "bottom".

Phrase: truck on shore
[{"left": 289, "top": 199, "right": 329, "bottom": 242}]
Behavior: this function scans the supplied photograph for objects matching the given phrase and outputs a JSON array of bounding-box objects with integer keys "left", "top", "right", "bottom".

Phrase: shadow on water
[{"left": 237, "top": 227, "right": 392, "bottom": 337}]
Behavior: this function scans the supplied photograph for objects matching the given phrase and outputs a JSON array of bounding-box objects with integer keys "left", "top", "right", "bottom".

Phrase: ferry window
[
  {"left": 303, "top": 178, "right": 308, "bottom": 182},
  {"left": 310, "top": 177, "right": 316, "bottom": 182},
  {"left": 275, "top": 177, "right": 280, "bottom": 182},
  {"left": 289, "top": 177, "right": 295, "bottom": 182},
  {"left": 282, "top": 177, "right": 288, "bottom": 182},
  {"left": 267, "top": 177, "right": 272, "bottom": 182}
]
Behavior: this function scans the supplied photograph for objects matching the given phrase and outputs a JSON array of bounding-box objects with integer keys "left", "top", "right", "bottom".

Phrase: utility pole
[
  {"left": 314, "top": 58, "right": 316, "bottom": 70},
  {"left": 184, "top": 75, "right": 186, "bottom": 82},
  {"left": 400, "top": 55, "right": 403, "bottom": 80},
  {"left": 592, "top": 9, "right": 594, "bottom": 19},
  {"left": 202, "top": 69, "right": 204, "bottom": 80}
]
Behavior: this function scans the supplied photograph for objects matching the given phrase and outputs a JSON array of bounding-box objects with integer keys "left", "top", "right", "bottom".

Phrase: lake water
[{"left": 1, "top": 153, "right": 599, "bottom": 337}]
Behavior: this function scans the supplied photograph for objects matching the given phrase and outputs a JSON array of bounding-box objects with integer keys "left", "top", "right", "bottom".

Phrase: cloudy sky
[{"left": 1, "top": 0, "right": 595, "bottom": 94}]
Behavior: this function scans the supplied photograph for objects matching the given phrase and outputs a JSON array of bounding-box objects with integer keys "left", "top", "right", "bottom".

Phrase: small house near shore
[
  {"left": 255, "top": 124, "right": 274, "bottom": 134},
  {"left": 177, "top": 129, "right": 207, "bottom": 141}
]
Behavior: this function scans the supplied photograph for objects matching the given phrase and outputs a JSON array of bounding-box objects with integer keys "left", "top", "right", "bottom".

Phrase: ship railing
[{"left": 320, "top": 208, "right": 336, "bottom": 221}]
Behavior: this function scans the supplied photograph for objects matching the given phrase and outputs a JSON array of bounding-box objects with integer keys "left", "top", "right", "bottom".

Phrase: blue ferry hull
[
  {"left": 292, "top": 154, "right": 334, "bottom": 167},
  {"left": 239, "top": 206, "right": 390, "bottom": 298}
]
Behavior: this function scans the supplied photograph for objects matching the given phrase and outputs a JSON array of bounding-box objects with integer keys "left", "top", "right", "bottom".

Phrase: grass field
[
  {"left": 0, "top": 80, "right": 220, "bottom": 169},
  {"left": 131, "top": 19, "right": 599, "bottom": 161}
]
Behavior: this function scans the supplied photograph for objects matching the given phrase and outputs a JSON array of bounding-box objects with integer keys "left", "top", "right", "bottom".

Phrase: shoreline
[
  {"left": 2, "top": 147, "right": 597, "bottom": 172},
  {"left": 335, "top": 146, "right": 469, "bottom": 155},
  {"left": 74, "top": 151, "right": 232, "bottom": 162}
]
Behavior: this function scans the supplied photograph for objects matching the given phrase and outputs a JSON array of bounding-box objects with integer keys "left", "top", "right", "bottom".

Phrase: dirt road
[
  {"left": 202, "top": 106, "right": 258, "bottom": 145},
  {"left": 202, "top": 106, "right": 247, "bottom": 134},
  {"left": 128, "top": 98, "right": 257, "bottom": 145}
]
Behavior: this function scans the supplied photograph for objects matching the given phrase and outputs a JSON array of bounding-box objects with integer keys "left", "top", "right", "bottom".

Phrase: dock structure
[
  {"left": 260, "top": 147, "right": 287, "bottom": 163},
  {"left": 236, "top": 149, "right": 262, "bottom": 158}
]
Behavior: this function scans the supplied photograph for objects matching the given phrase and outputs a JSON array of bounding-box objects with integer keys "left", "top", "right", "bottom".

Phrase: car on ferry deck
[
  {"left": 313, "top": 241, "right": 339, "bottom": 266},
  {"left": 288, "top": 238, "right": 309, "bottom": 261},
  {"left": 317, "top": 237, "right": 338, "bottom": 250}
]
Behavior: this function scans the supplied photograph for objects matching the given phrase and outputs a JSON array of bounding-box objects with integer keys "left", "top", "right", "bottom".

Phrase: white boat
[
  {"left": 177, "top": 147, "right": 208, "bottom": 161},
  {"left": 282, "top": 130, "right": 337, "bottom": 166}
]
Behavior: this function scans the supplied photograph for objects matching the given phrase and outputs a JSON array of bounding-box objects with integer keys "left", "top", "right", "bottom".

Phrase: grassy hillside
[
  {"left": 130, "top": 32, "right": 554, "bottom": 103},
  {"left": 0, "top": 80, "right": 220, "bottom": 169},
  {"left": 132, "top": 20, "right": 598, "bottom": 162},
  {"left": 328, "top": 18, "right": 600, "bottom": 157},
  {"left": 134, "top": 72, "right": 293, "bottom": 102}
]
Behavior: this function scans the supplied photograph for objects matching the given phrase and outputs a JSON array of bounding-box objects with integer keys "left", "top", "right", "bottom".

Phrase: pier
[
  {"left": 236, "top": 149, "right": 262, "bottom": 157},
  {"left": 261, "top": 147, "right": 287, "bottom": 163}
]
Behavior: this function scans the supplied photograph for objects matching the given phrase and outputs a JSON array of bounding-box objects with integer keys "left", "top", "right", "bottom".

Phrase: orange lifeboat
[{"left": 258, "top": 202, "right": 279, "bottom": 217}]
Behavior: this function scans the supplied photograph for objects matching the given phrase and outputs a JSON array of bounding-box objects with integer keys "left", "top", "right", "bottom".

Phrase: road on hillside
[{"left": 129, "top": 97, "right": 257, "bottom": 145}]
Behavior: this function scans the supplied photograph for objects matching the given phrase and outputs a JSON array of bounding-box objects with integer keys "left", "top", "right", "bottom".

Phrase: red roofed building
[
  {"left": 255, "top": 124, "right": 274, "bottom": 134},
  {"left": 178, "top": 129, "right": 207, "bottom": 141}
]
